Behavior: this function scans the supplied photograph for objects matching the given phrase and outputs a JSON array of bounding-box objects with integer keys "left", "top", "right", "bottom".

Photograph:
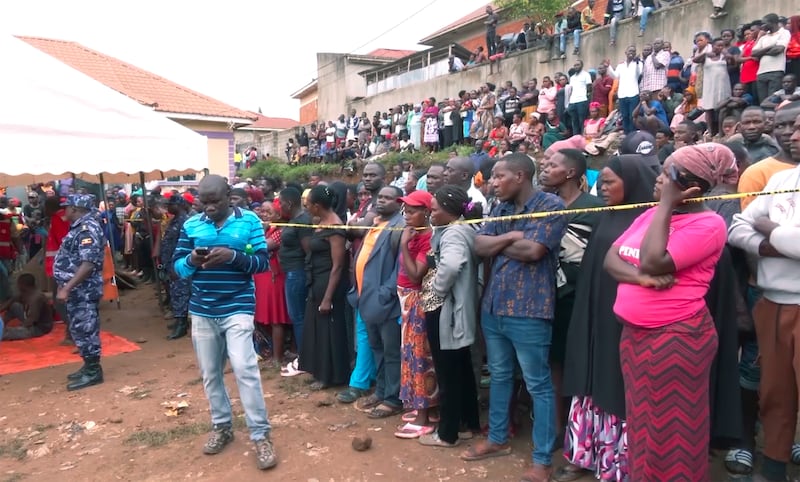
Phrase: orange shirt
[
  {"left": 738, "top": 157, "right": 796, "bottom": 210},
  {"left": 355, "top": 220, "right": 387, "bottom": 295}
]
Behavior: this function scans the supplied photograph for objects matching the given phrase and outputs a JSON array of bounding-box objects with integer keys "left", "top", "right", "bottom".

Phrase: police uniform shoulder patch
[
  {"left": 81, "top": 224, "right": 89, "bottom": 231},
  {"left": 81, "top": 238, "right": 93, "bottom": 245}
]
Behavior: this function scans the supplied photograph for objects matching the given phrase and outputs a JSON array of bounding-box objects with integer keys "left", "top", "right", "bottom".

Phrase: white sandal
[{"left": 280, "top": 358, "right": 306, "bottom": 377}]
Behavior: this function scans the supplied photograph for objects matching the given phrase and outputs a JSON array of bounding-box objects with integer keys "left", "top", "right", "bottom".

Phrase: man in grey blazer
[{"left": 348, "top": 185, "right": 405, "bottom": 418}]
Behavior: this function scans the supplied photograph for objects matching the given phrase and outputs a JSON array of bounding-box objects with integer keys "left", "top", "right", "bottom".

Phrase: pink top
[
  {"left": 612, "top": 208, "right": 726, "bottom": 328},
  {"left": 538, "top": 87, "right": 557, "bottom": 114},
  {"left": 583, "top": 118, "right": 605, "bottom": 140}
]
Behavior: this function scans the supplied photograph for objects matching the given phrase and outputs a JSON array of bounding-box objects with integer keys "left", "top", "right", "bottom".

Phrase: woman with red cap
[
  {"left": 394, "top": 189, "right": 438, "bottom": 439},
  {"left": 253, "top": 199, "right": 291, "bottom": 368}
]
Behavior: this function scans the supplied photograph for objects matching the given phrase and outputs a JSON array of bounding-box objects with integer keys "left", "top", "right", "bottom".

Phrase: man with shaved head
[
  {"left": 173, "top": 174, "right": 278, "bottom": 471},
  {"left": 444, "top": 156, "right": 489, "bottom": 215}
]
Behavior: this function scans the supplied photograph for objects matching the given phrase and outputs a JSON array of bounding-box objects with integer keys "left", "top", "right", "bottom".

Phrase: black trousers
[{"left": 426, "top": 308, "right": 480, "bottom": 444}]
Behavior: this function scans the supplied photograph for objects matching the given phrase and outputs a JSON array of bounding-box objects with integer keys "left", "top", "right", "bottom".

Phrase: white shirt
[
  {"left": 608, "top": 60, "right": 643, "bottom": 99},
  {"left": 568, "top": 71, "right": 593, "bottom": 104},
  {"left": 754, "top": 28, "right": 791, "bottom": 75},
  {"left": 468, "top": 184, "right": 489, "bottom": 217},
  {"left": 325, "top": 126, "right": 335, "bottom": 143}
]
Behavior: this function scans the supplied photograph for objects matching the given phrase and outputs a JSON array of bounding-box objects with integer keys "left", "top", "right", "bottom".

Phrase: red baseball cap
[
  {"left": 398, "top": 190, "right": 432, "bottom": 209},
  {"left": 182, "top": 192, "right": 195, "bottom": 204}
]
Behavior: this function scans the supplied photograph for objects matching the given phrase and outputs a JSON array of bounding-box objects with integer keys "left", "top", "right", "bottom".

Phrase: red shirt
[
  {"left": 397, "top": 231, "right": 432, "bottom": 290},
  {"left": 740, "top": 40, "right": 759, "bottom": 84},
  {"left": 45, "top": 209, "right": 70, "bottom": 276}
]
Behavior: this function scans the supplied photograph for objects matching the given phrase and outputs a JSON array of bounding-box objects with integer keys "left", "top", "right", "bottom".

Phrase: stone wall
[{"left": 347, "top": 0, "right": 785, "bottom": 114}]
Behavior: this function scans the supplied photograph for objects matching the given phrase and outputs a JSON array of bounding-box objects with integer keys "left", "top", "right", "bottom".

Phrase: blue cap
[{"left": 60, "top": 193, "right": 95, "bottom": 209}]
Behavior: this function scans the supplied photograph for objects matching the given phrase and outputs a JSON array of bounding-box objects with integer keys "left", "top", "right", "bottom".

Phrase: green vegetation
[
  {"left": 495, "top": 0, "right": 573, "bottom": 23},
  {"left": 124, "top": 417, "right": 247, "bottom": 448},
  {"left": 241, "top": 145, "right": 473, "bottom": 183}
]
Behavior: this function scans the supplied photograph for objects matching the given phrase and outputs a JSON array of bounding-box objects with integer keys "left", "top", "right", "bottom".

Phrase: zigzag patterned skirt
[{"left": 619, "top": 308, "right": 717, "bottom": 482}]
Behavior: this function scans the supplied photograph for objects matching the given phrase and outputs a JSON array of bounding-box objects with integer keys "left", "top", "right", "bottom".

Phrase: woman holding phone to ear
[{"left": 603, "top": 144, "right": 733, "bottom": 481}]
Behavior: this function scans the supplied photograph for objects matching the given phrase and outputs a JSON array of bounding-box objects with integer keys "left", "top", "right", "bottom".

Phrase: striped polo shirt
[{"left": 173, "top": 207, "right": 269, "bottom": 318}]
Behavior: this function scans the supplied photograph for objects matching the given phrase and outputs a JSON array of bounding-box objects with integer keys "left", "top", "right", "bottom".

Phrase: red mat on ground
[{"left": 0, "top": 323, "right": 141, "bottom": 375}]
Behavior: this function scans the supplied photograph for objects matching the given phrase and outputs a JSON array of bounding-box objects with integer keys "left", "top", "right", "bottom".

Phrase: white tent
[{"left": 0, "top": 35, "right": 209, "bottom": 186}]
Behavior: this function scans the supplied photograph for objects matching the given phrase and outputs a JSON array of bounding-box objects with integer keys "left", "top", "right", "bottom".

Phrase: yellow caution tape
[{"left": 269, "top": 187, "right": 800, "bottom": 231}]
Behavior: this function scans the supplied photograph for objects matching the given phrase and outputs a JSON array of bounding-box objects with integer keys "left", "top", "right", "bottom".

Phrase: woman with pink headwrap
[
  {"left": 604, "top": 143, "right": 734, "bottom": 481},
  {"left": 583, "top": 102, "right": 606, "bottom": 142}
]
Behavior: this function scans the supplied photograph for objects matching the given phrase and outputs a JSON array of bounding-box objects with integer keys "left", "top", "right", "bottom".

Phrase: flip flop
[
  {"left": 367, "top": 403, "right": 403, "bottom": 419},
  {"left": 280, "top": 359, "right": 306, "bottom": 377},
  {"left": 394, "top": 423, "right": 434, "bottom": 439},
  {"left": 460, "top": 441, "right": 512, "bottom": 461},
  {"left": 401, "top": 410, "right": 442, "bottom": 424}
]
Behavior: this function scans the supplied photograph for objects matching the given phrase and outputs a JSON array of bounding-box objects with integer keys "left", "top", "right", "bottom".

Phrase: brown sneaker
[
  {"left": 203, "top": 425, "right": 234, "bottom": 455},
  {"left": 519, "top": 464, "right": 553, "bottom": 482},
  {"left": 254, "top": 437, "right": 277, "bottom": 470}
]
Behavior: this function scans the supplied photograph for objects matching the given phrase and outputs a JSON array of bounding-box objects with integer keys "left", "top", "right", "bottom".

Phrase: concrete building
[
  {"left": 19, "top": 36, "right": 255, "bottom": 179},
  {"left": 235, "top": 113, "right": 299, "bottom": 159},
  {"left": 292, "top": 48, "right": 416, "bottom": 126}
]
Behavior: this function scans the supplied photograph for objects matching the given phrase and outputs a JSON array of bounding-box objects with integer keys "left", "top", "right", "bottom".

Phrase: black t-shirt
[
  {"left": 278, "top": 211, "right": 312, "bottom": 271},
  {"left": 503, "top": 96, "right": 521, "bottom": 118}
]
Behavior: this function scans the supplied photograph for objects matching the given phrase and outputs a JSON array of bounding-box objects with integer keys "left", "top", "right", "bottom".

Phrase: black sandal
[
  {"left": 367, "top": 403, "right": 403, "bottom": 419},
  {"left": 551, "top": 464, "right": 587, "bottom": 482}
]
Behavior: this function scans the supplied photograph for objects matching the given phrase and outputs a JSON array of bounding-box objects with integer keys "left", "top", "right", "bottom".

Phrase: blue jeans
[
  {"left": 619, "top": 96, "right": 640, "bottom": 134},
  {"left": 284, "top": 270, "right": 307, "bottom": 357},
  {"left": 639, "top": 6, "right": 655, "bottom": 31},
  {"left": 349, "top": 310, "right": 376, "bottom": 390},
  {"left": 482, "top": 311, "right": 555, "bottom": 465},
  {"left": 740, "top": 286, "right": 763, "bottom": 391},
  {"left": 192, "top": 313, "right": 271, "bottom": 441},
  {"left": 559, "top": 29, "right": 581, "bottom": 53}
]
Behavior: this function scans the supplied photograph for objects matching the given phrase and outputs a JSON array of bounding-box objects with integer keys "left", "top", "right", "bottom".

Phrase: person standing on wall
[{"left": 485, "top": 6, "right": 500, "bottom": 57}]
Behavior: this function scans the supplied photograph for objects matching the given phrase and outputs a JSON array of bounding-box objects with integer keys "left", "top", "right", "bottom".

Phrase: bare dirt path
[{"left": 0, "top": 288, "right": 749, "bottom": 481}]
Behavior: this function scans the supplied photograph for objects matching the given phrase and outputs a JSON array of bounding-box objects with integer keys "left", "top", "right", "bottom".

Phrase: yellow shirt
[
  {"left": 581, "top": 7, "right": 597, "bottom": 31},
  {"left": 355, "top": 220, "right": 388, "bottom": 295}
]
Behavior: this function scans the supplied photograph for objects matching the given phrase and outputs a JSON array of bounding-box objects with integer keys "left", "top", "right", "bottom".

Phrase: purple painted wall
[{"left": 196, "top": 130, "right": 235, "bottom": 180}]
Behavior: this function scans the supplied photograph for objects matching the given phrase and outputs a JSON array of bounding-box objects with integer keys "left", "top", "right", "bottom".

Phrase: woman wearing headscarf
[
  {"left": 418, "top": 185, "right": 483, "bottom": 448},
  {"left": 556, "top": 154, "right": 658, "bottom": 482},
  {"left": 604, "top": 144, "right": 731, "bottom": 481}
]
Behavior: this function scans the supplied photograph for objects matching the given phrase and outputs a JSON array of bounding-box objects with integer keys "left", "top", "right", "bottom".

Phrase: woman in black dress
[{"left": 299, "top": 186, "right": 350, "bottom": 390}]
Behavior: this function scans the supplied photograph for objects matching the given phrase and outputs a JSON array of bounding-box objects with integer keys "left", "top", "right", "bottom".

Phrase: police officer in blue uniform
[
  {"left": 161, "top": 193, "right": 191, "bottom": 340},
  {"left": 54, "top": 194, "right": 105, "bottom": 391}
]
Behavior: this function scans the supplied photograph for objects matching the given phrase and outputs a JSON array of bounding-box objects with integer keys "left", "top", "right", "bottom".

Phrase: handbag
[{"left": 686, "top": 107, "right": 705, "bottom": 121}]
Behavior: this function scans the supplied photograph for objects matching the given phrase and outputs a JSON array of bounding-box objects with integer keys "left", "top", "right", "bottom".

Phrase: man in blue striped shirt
[{"left": 173, "top": 175, "right": 276, "bottom": 471}]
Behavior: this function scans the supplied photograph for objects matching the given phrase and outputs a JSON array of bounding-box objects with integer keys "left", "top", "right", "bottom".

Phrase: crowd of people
[{"left": 3, "top": 6, "right": 800, "bottom": 481}]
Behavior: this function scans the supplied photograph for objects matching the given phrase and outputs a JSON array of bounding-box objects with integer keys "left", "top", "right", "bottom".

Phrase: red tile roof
[
  {"left": 18, "top": 36, "right": 255, "bottom": 121},
  {"left": 420, "top": 2, "right": 497, "bottom": 44},
  {"left": 365, "top": 48, "right": 418, "bottom": 59},
  {"left": 242, "top": 112, "right": 299, "bottom": 130}
]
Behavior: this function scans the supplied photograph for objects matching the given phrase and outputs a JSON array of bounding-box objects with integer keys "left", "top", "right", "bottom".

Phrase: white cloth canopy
[{"left": 0, "top": 35, "right": 209, "bottom": 186}]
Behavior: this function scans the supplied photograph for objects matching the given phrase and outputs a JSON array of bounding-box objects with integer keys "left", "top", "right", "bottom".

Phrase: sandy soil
[{"left": 0, "top": 287, "right": 758, "bottom": 481}]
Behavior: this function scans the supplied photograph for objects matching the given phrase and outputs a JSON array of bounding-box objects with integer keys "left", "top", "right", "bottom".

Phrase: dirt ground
[{"left": 0, "top": 287, "right": 762, "bottom": 481}]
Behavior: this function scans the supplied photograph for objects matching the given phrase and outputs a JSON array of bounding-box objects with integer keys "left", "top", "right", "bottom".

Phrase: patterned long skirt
[
  {"left": 563, "top": 396, "right": 628, "bottom": 481},
  {"left": 619, "top": 308, "right": 717, "bottom": 482},
  {"left": 398, "top": 287, "right": 439, "bottom": 409}
]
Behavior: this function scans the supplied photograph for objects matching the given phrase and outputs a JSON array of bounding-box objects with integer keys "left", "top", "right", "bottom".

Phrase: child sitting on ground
[{"left": 0, "top": 273, "right": 53, "bottom": 341}]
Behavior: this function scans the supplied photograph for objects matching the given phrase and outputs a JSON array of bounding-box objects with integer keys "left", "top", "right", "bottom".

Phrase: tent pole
[
  {"left": 99, "top": 174, "right": 121, "bottom": 309},
  {"left": 138, "top": 172, "right": 163, "bottom": 309}
]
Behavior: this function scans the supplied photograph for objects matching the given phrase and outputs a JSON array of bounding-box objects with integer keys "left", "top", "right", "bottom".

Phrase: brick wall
[{"left": 299, "top": 100, "right": 318, "bottom": 125}]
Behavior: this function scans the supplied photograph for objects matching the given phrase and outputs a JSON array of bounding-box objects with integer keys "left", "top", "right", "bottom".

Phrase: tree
[{"left": 494, "top": 0, "right": 573, "bottom": 25}]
